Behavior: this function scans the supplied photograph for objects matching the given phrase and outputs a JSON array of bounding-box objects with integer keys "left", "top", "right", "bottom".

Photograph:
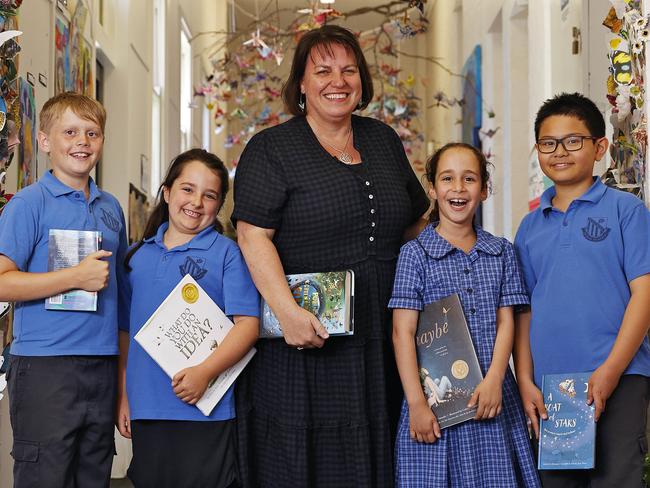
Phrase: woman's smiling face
[{"left": 300, "top": 43, "right": 362, "bottom": 124}]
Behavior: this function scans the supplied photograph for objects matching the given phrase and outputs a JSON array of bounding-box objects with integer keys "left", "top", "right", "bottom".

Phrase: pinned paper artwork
[
  {"left": 603, "top": 0, "right": 648, "bottom": 201},
  {"left": 17, "top": 77, "right": 35, "bottom": 189},
  {"left": 54, "top": 0, "right": 93, "bottom": 96},
  {"left": 0, "top": 2, "right": 23, "bottom": 215},
  {"left": 54, "top": 15, "right": 70, "bottom": 94}
]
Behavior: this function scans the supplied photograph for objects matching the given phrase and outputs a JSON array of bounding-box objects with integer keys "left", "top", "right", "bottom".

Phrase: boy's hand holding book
[
  {"left": 587, "top": 363, "right": 622, "bottom": 421},
  {"left": 469, "top": 372, "right": 503, "bottom": 420},
  {"left": 75, "top": 250, "right": 112, "bottom": 291},
  {"left": 409, "top": 398, "right": 441, "bottom": 444},
  {"left": 517, "top": 378, "right": 548, "bottom": 439},
  {"left": 172, "top": 363, "right": 213, "bottom": 405}
]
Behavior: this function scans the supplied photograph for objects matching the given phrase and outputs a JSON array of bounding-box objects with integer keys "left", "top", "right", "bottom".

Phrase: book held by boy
[
  {"left": 46, "top": 229, "right": 102, "bottom": 311},
  {"left": 538, "top": 372, "right": 595, "bottom": 470},
  {"left": 415, "top": 293, "right": 483, "bottom": 429},
  {"left": 260, "top": 270, "right": 354, "bottom": 339},
  {"left": 134, "top": 274, "right": 256, "bottom": 416}
]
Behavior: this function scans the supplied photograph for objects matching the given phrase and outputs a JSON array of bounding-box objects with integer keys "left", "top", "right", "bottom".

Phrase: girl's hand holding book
[
  {"left": 469, "top": 373, "right": 503, "bottom": 420},
  {"left": 409, "top": 399, "right": 441, "bottom": 443},
  {"left": 172, "top": 364, "right": 212, "bottom": 405},
  {"left": 278, "top": 305, "right": 329, "bottom": 349}
]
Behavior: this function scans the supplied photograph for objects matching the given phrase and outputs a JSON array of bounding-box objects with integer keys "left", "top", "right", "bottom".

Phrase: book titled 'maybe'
[
  {"left": 260, "top": 270, "right": 354, "bottom": 339},
  {"left": 134, "top": 274, "right": 256, "bottom": 416},
  {"left": 538, "top": 372, "right": 595, "bottom": 470},
  {"left": 415, "top": 294, "right": 483, "bottom": 429},
  {"left": 46, "top": 229, "right": 102, "bottom": 311}
]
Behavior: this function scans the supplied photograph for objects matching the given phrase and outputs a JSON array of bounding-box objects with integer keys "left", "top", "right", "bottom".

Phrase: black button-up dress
[{"left": 232, "top": 114, "right": 429, "bottom": 487}]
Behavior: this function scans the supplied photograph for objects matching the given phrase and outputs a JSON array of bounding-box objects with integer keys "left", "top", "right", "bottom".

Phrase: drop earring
[{"left": 298, "top": 93, "right": 305, "bottom": 112}]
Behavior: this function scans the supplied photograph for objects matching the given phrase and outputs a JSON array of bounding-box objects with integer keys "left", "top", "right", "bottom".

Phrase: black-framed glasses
[{"left": 536, "top": 135, "right": 599, "bottom": 154}]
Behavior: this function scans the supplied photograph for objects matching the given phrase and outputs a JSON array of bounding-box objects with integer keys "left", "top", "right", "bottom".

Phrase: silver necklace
[{"left": 309, "top": 118, "right": 354, "bottom": 164}]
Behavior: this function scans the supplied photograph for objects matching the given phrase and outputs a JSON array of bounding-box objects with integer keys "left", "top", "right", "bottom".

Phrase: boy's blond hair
[{"left": 39, "top": 92, "right": 107, "bottom": 134}]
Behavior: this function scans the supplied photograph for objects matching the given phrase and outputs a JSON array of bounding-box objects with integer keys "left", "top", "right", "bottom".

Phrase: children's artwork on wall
[
  {"left": 54, "top": 0, "right": 93, "bottom": 97},
  {"left": 128, "top": 183, "right": 150, "bottom": 245},
  {"left": 54, "top": 15, "right": 70, "bottom": 95},
  {"left": 461, "top": 46, "right": 482, "bottom": 148},
  {"left": 0, "top": 2, "right": 24, "bottom": 216},
  {"left": 69, "top": 1, "right": 92, "bottom": 96},
  {"left": 17, "top": 77, "right": 36, "bottom": 190},
  {"left": 603, "top": 0, "right": 648, "bottom": 202}
]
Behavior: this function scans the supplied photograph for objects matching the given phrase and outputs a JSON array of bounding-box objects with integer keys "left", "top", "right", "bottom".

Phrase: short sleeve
[
  {"left": 513, "top": 216, "right": 537, "bottom": 297},
  {"left": 222, "top": 244, "right": 260, "bottom": 317},
  {"left": 232, "top": 131, "right": 289, "bottom": 229},
  {"left": 389, "top": 128, "right": 430, "bottom": 223},
  {"left": 0, "top": 196, "right": 38, "bottom": 270},
  {"left": 117, "top": 240, "right": 137, "bottom": 333},
  {"left": 117, "top": 266, "right": 132, "bottom": 332},
  {"left": 388, "top": 243, "right": 425, "bottom": 310},
  {"left": 499, "top": 240, "right": 530, "bottom": 308},
  {"left": 621, "top": 201, "right": 650, "bottom": 282}
]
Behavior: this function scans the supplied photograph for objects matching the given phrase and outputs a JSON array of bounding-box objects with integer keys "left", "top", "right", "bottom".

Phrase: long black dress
[{"left": 232, "top": 115, "right": 429, "bottom": 488}]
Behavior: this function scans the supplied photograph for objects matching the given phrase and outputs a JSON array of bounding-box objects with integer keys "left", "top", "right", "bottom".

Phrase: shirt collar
[
  {"left": 145, "top": 221, "right": 219, "bottom": 251},
  {"left": 540, "top": 177, "right": 606, "bottom": 214},
  {"left": 40, "top": 170, "right": 101, "bottom": 203},
  {"left": 416, "top": 224, "right": 503, "bottom": 259}
]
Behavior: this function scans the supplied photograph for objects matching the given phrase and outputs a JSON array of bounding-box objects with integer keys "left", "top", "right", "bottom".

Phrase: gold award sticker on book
[
  {"left": 451, "top": 359, "right": 469, "bottom": 379},
  {"left": 182, "top": 283, "right": 199, "bottom": 304}
]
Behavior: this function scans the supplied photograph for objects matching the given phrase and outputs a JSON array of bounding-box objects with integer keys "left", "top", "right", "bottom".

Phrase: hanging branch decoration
[
  {"left": 193, "top": 0, "right": 496, "bottom": 168},
  {"left": 603, "top": 0, "right": 648, "bottom": 199},
  {"left": 0, "top": 0, "right": 23, "bottom": 215}
]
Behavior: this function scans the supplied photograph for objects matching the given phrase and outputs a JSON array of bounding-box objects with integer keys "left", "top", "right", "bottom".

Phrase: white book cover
[
  {"left": 134, "top": 274, "right": 255, "bottom": 416},
  {"left": 46, "top": 229, "right": 102, "bottom": 311}
]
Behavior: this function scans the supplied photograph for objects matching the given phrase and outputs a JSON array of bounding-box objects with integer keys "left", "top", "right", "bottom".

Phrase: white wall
[{"left": 429, "top": 0, "right": 611, "bottom": 237}]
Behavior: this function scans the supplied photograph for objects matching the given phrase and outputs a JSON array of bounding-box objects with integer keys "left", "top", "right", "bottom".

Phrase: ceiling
[{"left": 232, "top": 0, "right": 412, "bottom": 34}]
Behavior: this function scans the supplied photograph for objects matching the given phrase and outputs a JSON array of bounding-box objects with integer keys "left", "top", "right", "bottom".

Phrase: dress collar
[{"left": 415, "top": 224, "right": 503, "bottom": 259}]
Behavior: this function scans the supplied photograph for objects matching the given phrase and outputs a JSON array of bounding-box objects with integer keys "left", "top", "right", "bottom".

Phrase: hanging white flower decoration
[
  {"left": 623, "top": 8, "right": 641, "bottom": 24},
  {"left": 639, "top": 29, "right": 650, "bottom": 42},
  {"left": 634, "top": 15, "right": 648, "bottom": 31},
  {"left": 632, "top": 41, "right": 644, "bottom": 54},
  {"left": 616, "top": 85, "right": 632, "bottom": 121}
]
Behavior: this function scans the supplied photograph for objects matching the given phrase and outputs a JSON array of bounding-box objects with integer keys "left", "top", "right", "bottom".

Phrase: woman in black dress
[{"left": 232, "top": 25, "right": 429, "bottom": 487}]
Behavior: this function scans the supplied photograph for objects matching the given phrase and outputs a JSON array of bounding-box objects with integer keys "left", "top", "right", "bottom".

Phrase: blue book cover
[
  {"left": 538, "top": 372, "right": 596, "bottom": 470},
  {"left": 415, "top": 294, "right": 483, "bottom": 429}
]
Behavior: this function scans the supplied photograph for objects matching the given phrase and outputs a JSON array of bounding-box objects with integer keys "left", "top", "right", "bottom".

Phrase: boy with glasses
[{"left": 513, "top": 92, "right": 650, "bottom": 487}]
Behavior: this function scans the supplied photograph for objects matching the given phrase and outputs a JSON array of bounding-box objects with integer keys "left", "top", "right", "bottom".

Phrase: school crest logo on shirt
[
  {"left": 179, "top": 256, "right": 208, "bottom": 280},
  {"left": 100, "top": 208, "right": 121, "bottom": 232},
  {"left": 582, "top": 217, "right": 610, "bottom": 242}
]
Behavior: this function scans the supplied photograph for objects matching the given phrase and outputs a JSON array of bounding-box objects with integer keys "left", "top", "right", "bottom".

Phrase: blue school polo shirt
[
  {"left": 514, "top": 178, "right": 650, "bottom": 387},
  {"left": 119, "top": 222, "right": 260, "bottom": 421},
  {"left": 0, "top": 171, "right": 127, "bottom": 356}
]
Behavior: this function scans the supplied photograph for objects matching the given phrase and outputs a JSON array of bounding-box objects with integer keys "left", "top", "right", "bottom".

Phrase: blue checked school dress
[
  {"left": 388, "top": 225, "right": 541, "bottom": 488},
  {"left": 232, "top": 115, "right": 430, "bottom": 488}
]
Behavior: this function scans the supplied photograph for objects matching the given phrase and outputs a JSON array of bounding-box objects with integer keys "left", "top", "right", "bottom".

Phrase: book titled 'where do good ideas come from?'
[
  {"left": 260, "top": 270, "right": 354, "bottom": 339},
  {"left": 46, "top": 229, "right": 102, "bottom": 311},
  {"left": 415, "top": 294, "right": 483, "bottom": 429},
  {"left": 538, "top": 372, "right": 596, "bottom": 470},
  {"left": 135, "top": 274, "right": 255, "bottom": 416}
]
